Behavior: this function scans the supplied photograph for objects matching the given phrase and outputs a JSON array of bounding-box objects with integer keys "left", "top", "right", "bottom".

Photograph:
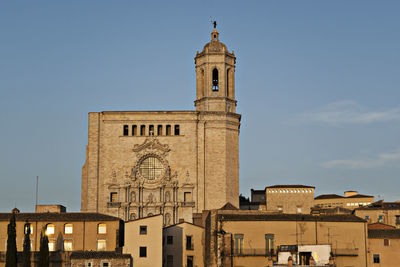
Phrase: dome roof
[{"left": 197, "top": 29, "right": 234, "bottom": 56}]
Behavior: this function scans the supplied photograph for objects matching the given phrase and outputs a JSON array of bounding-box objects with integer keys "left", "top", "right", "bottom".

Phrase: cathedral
[{"left": 81, "top": 28, "right": 240, "bottom": 225}]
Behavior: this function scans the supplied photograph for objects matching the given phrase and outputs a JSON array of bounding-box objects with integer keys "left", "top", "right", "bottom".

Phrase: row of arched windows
[{"left": 123, "top": 124, "right": 180, "bottom": 137}]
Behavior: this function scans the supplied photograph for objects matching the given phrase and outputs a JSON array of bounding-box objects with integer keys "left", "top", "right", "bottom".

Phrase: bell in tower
[{"left": 194, "top": 27, "right": 237, "bottom": 113}]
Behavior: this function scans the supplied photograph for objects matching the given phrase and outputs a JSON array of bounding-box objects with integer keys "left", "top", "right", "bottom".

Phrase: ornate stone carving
[{"left": 133, "top": 137, "right": 170, "bottom": 154}]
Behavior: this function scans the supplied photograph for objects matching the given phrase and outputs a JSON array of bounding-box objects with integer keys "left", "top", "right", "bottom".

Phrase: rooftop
[
  {"left": 315, "top": 194, "right": 344, "bottom": 200},
  {"left": 70, "top": 251, "right": 131, "bottom": 259},
  {"left": 0, "top": 212, "right": 121, "bottom": 222},
  {"left": 266, "top": 185, "right": 315, "bottom": 189},
  {"left": 216, "top": 211, "right": 365, "bottom": 223},
  {"left": 368, "top": 229, "right": 400, "bottom": 239}
]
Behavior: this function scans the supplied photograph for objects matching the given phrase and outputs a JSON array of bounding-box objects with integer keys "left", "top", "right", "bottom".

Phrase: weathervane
[{"left": 210, "top": 17, "right": 217, "bottom": 29}]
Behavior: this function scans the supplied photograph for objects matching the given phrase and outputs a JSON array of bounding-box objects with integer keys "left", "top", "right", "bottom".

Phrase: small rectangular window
[
  {"left": 166, "top": 125, "right": 171, "bottom": 136},
  {"left": 132, "top": 125, "right": 137, "bottom": 136},
  {"left": 110, "top": 192, "right": 118, "bottom": 203},
  {"left": 167, "top": 255, "right": 173, "bottom": 267},
  {"left": 396, "top": 215, "right": 400, "bottom": 225},
  {"left": 157, "top": 125, "right": 163, "bottom": 136},
  {"left": 167, "top": 236, "right": 173, "bottom": 245},
  {"left": 384, "top": 239, "right": 390, "bottom": 246},
  {"left": 378, "top": 215, "right": 384, "bottom": 223},
  {"left": 123, "top": 125, "right": 129, "bottom": 136},
  {"left": 64, "top": 240, "right": 73, "bottom": 251},
  {"left": 373, "top": 254, "right": 380, "bottom": 263},
  {"left": 149, "top": 125, "right": 154, "bottom": 136},
  {"left": 186, "top": 235, "right": 193, "bottom": 250},
  {"left": 365, "top": 215, "right": 370, "bottom": 220},
  {"left": 98, "top": 224, "right": 107, "bottom": 234},
  {"left": 48, "top": 241, "right": 55, "bottom": 252},
  {"left": 64, "top": 224, "right": 73, "bottom": 234},
  {"left": 140, "top": 125, "right": 145, "bottom": 136},
  {"left": 86, "top": 263, "right": 92, "bottom": 267},
  {"left": 102, "top": 263, "right": 109, "bottom": 267},
  {"left": 234, "top": 234, "right": 244, "bottom": 255},
  {"left": 174, "top": 125, "right": 180, "bottom": 135},
  {"left": 139, "top": 246, "right": 147, "bottom": 257},
  {"left": 184, "top": 192, "right": 192, "bottom": 203},
  {"left": 140, "top": 226, "right": 147, "bottom": 235},
  {"left": 97, "top": 239, "right": 107, "bottom": 251},
  {"left": 265, "top": 234, "right": 274, "bottom": 255},
  {"left": 187, "top": 256, "right": 193, "bottom": 267},
  {"left": 46, "top": 224, "right": 55, "bottom": 235}
]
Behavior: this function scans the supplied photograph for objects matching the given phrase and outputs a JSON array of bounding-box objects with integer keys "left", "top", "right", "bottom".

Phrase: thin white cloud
[
  {"left": 295, "top": 100, "right": 400, "bottom": 126},
  {"left": 321, "top": 150, "right": 400, "bottom": 169}
]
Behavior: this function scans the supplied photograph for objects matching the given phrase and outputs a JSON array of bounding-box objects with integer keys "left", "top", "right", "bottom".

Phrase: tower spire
[{"left": 194, "top": 28, "right": 237, "bottom": 112}]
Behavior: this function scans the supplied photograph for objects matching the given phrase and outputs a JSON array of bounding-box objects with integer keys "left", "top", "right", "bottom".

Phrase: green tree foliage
[
  {"left": 38, "top": 231, "right": 49, "bottom": 267},
  {"left": 22, "top": 222, "right": 31, "bottom": 267},
  {"left": 6, "top": 213, "right": 17, "bottom": 267}
]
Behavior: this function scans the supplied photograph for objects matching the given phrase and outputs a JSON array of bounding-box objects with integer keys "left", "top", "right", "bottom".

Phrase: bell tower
[
  {"left": 195, "top": 28, "right": 236, "bottom": 113},
  {"left": 194, "top": 26, "right": 241, "bottom": 210}
]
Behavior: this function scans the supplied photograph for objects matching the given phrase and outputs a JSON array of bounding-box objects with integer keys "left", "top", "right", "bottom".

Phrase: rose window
[{"left": 138, "top": 156, "right": 164, "bottom": 180}]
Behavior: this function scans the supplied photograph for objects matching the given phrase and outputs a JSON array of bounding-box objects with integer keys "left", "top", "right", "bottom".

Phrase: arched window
[
  {"left": 132, "top": 125, "right": 137, "bottom": 136},
  {"left": 98, "top": 223, "right": 107, "bottom": 234},
  {"left": 149, "top": 125, "right": 154, "bottom": 136},
  {"left": 140, "top": 125, "right": 145, "bottom": 136},
  {"left": 166, "top": 125, "right": 171, "bottom": 136},
  {"left": 123, "top": 125, "right": 129, "bottom": 136},
  {"left": 157, "top": 125, "right": 163, "bottom": 136},
  {"left": 212, "top": 68, "right": 219, "bottom": 91}
]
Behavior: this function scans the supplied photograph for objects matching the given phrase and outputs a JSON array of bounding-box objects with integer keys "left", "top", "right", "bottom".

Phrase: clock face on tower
[{"left": 138, "top": 155, "right": 164, "bottom": 180}]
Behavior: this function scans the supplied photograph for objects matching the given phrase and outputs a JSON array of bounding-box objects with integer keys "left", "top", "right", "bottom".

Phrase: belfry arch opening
[
  {"left": 212, "top": 68, "right": 219, "bottom": 91},
  {"left": 226, "top": 68, "right": 230, "bottom": 97}
]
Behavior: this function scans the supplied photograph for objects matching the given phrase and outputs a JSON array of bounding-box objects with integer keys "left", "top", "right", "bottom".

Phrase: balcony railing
[
  {"left": 181, "top": 201, "right": 195, "bottom": 207},
  {"left": 332, "top": 248, "right": 358, "bottom": 256},
  {"left": 230, "top": 249, "right": 274, "bottom": 257},
  {"left": 107, "top": 202, "right": 121, "bottom": 208}
]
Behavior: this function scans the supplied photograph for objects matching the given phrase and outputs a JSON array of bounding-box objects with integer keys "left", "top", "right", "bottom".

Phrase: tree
[
  {"left": 5, "top": 213, "right": 17, "bottom": 267},
  {"left": 38, "top": 231, "right": 49, "bottom": 267},
  {"left": 22, "top": 222, "right": 31, "bottom": 267}
]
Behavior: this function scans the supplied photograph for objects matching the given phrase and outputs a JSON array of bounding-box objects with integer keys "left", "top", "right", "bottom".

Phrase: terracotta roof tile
[{"left": 315, "top": 194, "right": 344, "bottom": 200}]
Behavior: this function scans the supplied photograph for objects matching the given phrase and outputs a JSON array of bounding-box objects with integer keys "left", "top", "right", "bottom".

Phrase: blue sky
[{"left": 0, "top": 1, "right": 399, "bottom": 212}]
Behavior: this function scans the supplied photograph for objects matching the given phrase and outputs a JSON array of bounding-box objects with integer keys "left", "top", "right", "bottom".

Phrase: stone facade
[
  {"left": 265, "top": 185, "right": 315, "bottom": 214},
  {"left": 81, "top": 28, "right": 240, "bottom": 225}
]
